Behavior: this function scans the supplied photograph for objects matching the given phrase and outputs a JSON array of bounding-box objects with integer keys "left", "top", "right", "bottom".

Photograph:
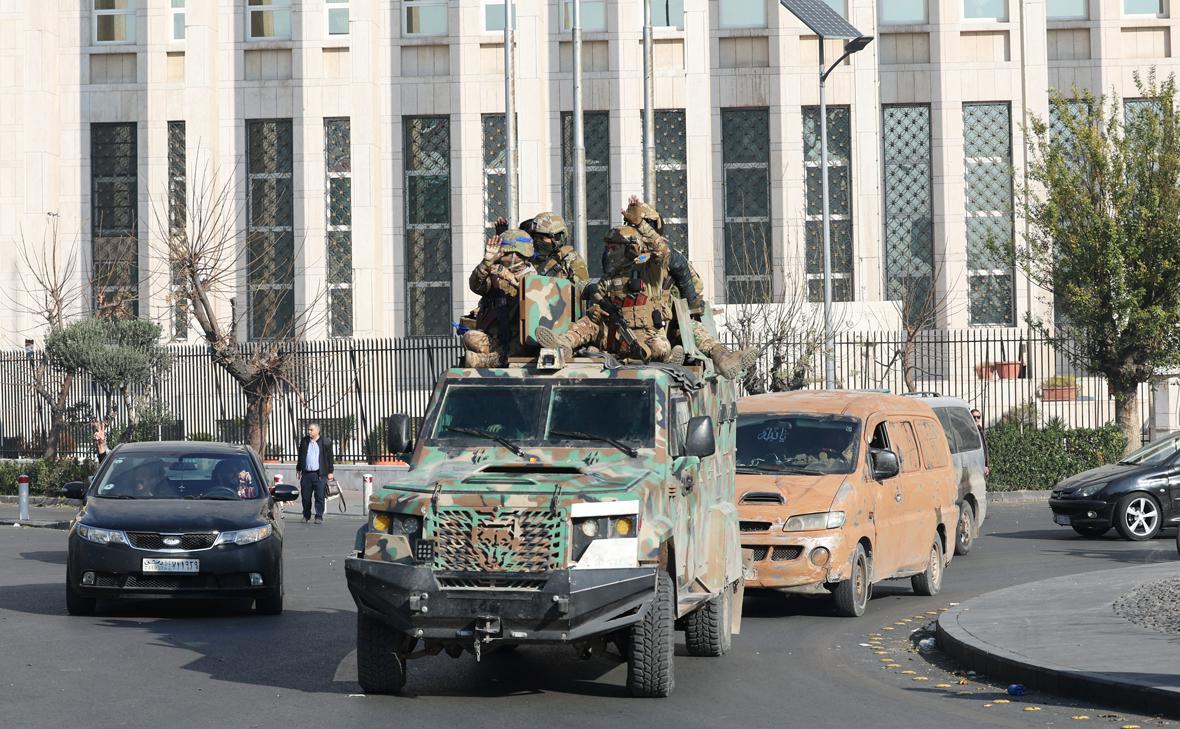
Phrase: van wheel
[
  {"left": 955, "top": 502, "right": 975, "bottom": 556},
  {"left": 832, "top": 544, "right": 870, "bottom": 617},
  {"left": 911, "top": 537, "right": 944, "bottom": 597},
  {"left": 356, "top": 613, "right": 408, "bottom": 694},
  {"left": 684, "top": 583, "right": 733, "bottom": 657},
  {"left": 627, "top": 571, "right": 675, "bottom": 697}
]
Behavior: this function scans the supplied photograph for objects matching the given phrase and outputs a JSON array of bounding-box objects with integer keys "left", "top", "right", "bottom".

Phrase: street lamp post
[
  {"left": 572, "top": 0, "right": 588, "bottom": 260},
  {"left": 642, "top": 0, "right": 655, "bottom": 202},
  {"left": 503, "top": 0, "right": 517, "bottom": 222}
]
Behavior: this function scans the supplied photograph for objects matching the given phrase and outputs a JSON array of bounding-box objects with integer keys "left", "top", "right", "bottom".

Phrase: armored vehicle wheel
[
  {"left": 684, "top": 582, "right": 733, "bottom": 657},
  {"left": 911, "top": 536, "right": 944, "bottom": 597},
  {"left": 65, "top": 574, "right": 96, "bottom": 617},
  {"left": 357, "top": 613, "right": 408, "bottom": 694},
  {"left": 954, "top": 501, "right": 975, "bottom": 556},
  {"left": 831, "top": 543, "right": 870, "bottom": 617},
  {"left": 627, "top": 571, "right": 675, "bottom": 697}
]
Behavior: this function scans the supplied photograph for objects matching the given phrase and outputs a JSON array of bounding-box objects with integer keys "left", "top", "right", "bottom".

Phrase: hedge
[
  {"left": 986, "top": 422, "right": 1128, "bottom": 491},
  {"left": 0, "top": 458, "right": 98, "bottom": 497}
]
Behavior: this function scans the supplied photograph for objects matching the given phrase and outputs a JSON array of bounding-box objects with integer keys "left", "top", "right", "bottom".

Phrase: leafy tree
[{"left": 1019, "top": 72, "right": 1180, "bottom": 451}]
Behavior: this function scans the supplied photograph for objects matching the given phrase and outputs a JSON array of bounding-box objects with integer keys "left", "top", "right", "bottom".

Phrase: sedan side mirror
[
  {"left": 61, "top": 481, "right": 87, "bottom": 500},
  {"left": 270, "top": 483, "right": 299, "bottom": 503},
  {"left": 685, "top": 416, "right": 716, "bottom": 458},
  {"left": 871, "top": 449, "right": 900, "bottom": 481},
  {"left": 385, "top": 414, "right": 413, "bottom": 455}
]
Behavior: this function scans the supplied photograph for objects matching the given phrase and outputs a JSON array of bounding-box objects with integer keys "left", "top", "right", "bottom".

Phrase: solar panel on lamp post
[{"left": 777, "top": 0, "right": 872, "bottom": 389}]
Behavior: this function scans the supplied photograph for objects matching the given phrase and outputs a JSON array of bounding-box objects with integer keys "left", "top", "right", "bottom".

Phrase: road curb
[
  {"left": 0, "top": 518, "right": 71, "bottom": 530},
  {"left": 937, "top": 577, "right": 1180, "bottom": 719},
  {"left": 987, "top": 489, "right": 1050, "bottom": 504}
]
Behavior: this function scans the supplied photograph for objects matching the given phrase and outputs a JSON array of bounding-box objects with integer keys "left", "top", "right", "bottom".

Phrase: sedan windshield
[
  {"left": 736, "top": 414, "right": 861, "bottom": 475},
  {"left": 1119, "top": 435, "right": 1180, "bottom": 466},
  {"left": 95, "top": 453, "right": 263, "bottom": 500}
]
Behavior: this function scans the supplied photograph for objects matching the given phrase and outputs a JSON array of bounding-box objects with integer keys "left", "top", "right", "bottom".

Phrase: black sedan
[
  {"left": 1049, "top": 433, "right": 1180, "bottom": 541},
  {"left": 63, "top": 441, "right": 298, "bottom": 615}
]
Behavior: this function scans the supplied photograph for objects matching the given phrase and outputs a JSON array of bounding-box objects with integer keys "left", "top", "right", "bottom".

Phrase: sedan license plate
[
  {"left": 142, "top": 558, "right": 199, "bottom": 573},
  {"left": 1053, "top": 514, "right": 1071, "bottom": 526}
]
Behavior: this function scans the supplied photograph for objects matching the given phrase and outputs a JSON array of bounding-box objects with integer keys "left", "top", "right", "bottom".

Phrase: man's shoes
[
  {"left": 535, "top": 326, "right": 573, "bottom": 359},
  {"left": 302, "top": 517, "right": 311, "bottom": 524},
  {"left": 314, "top": 516, "right": 323, "bottom": 524},
  {"left": 666, "top": 345, "right": 685, "bottom": 367}
]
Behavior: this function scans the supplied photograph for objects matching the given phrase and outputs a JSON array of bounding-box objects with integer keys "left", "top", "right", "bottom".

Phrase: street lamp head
[{"left": 844, "top": 35, "right": 873, "bottom": 54}]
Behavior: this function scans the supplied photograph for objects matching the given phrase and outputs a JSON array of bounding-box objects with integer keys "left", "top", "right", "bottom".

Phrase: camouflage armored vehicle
[{"left": 345, "top": 278, "right": 745, "bottom": 697}]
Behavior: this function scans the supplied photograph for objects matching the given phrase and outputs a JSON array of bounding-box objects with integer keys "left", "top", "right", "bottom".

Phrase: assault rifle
[{"left": 583, "top": 282, "right": 645, "bottom": 361}]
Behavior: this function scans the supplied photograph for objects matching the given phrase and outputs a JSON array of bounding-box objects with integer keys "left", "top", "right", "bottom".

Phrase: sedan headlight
[
  {"left": 784, "top": 511, "right": 846, "bottom": 532},
  {"left": 1074, "top": 482, "right": 1107, "bottom": 498},
  {"left": 214, "top": 524, "right": 273, "bottom": 546},
  {"left": 76, "top": 524, "right": 129, "bottom": 545}
]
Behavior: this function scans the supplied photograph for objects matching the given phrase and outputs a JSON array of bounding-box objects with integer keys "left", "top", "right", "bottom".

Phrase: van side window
[
  {"left": 916, "top": 420, "right": 951, "bottom": 469},
  {"left": 889, "top": 420, "right": 922, "bottom": 473},
  {"left": 933, "top": 408, "right": 961, "bottom": 453},
  {"left": 869, "top": 422, "right": 890, "bottom": 451},
  {"left": 946, "top": 408, "right": 982, "bottom": 452}
]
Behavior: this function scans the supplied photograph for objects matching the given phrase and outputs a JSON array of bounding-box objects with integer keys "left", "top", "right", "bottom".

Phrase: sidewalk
[
  {"left": 937, "top": 561, "right": 1180, "bottom": 719},
  {"left": 0, "top": 501, "right": 76, "bottom": 529}
]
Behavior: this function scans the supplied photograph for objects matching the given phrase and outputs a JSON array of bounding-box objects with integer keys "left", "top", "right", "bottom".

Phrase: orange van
[{"left": 735, "top": 391, "right": 958, "bottom": 617}]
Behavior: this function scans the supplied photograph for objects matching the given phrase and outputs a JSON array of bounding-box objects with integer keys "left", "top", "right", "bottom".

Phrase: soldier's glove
[{"left": 483, "top": 235, "right": 503, "bottom": 263}]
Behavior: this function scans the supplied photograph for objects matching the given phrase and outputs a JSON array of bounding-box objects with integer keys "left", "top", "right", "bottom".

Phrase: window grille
[
  {"left": 404, "top": 116, "right": 453, "bottom": 336},
  {"left": 803, "top": 105, "right": 854, "bottom": 302},
  {"left": 168, "top": 121, "right": 187, "bottom": 338},
  {"left": 325, "top": 118, "right": 353, "bottom": 338},
  {"left": 882, "top": 104, "right": 933, "bottom": 326},
  {"left": 246, "top": 119, "right": 295, "bottom": 339},
  {"left": 963, "top": 102, "right": 1015, "bottom": 326},
  {"left": 721, "top": 108, "right": 771, "bottom": 304},
  {"left": 91, "top": 122, "right": 138, "bottom": 317},
  {"left": 561, "top": 111, "right": 611, "bottom": 275}
]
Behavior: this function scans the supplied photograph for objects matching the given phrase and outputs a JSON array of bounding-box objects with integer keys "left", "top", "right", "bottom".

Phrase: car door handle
[{"left": 895, "top": 490, "right": 902, "bottom": 503}]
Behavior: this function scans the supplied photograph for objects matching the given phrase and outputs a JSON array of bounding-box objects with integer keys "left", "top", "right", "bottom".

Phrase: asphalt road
[{"left": 1, "top": 504, "right": 1176, "bottom": 729}]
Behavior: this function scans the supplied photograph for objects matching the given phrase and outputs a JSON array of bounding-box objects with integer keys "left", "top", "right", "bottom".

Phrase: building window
[
  {"left": 1124, "top": 97, "right": 1163, "bottom": 125},
  {"left": 247, "top": 0, "right": 292, "bottom": 41},
  {"left": 823, "top": 0, "right": 848, "bottom": 17},
  {"left": 963, "top": 102, "right": 1014, "bottom": 326},
  {"left": 719, "top": 0, "right": 767, "bottom": 29},
  {"left": 246, "top": 119, "right": 295, "bottom": 339},
  {"left": 167, "top": 121, "right": 187, "bottom": 339},
  {"left": 963, "top": 0, "right": 1008, "bottom": 21},
  {"left": 404, "top": 0, "right": 448, "bottom": 36},
  {"left": 483, "top": 1, "right": 516, "bottom": 32},
  {"left": 1047, "top": 100, "right": 1089, "bottom": 327},
  {"left": 91, "top": 122, "right": 138, "bottom": 316},
  {"left": 1046, "top": 0, "right": 1088, "bottom": 20},
  {"left": 483, "top": 114, "right": 508, "bottom": 238},
  {"left": 721, "top": 108, "right": 771, "bottom": 304},
  {"left": 94, "top": 0, "right": 136, "bottom": 44},
  {"left": 561, "top": 1, "right": 608, "bottom": 32},
  {"left": 326, "top": 0, "right": 349, "bottom": 35},
  {"left": 325, "top": 118, "right": 353, "bottom": 338},
  {"left": 170, "top": 0, "right": 185, "bottom": 41},
  {"left": 561, "top": 111, "right": 611, "bottom": 276},
  {"left": 654, "top": 110, "right": 688, "bottom": 254},
  {"left": 404, "top": 116, "right": 452, "bottom": 336},
  {"left": 881, "top": 0, "right": 928, "bottom": 24},
  {"left": 652, "top": 0, "right": 685, "bottom": 28},
  {"left": 803, "top": 105, "right": 854, "bottom": 303},
  {"left": 1124, "top": 0, "right": 1164, "bottom": 15},
  {"left": 882, "top": 105, "right": 933, "bottom": 327}
]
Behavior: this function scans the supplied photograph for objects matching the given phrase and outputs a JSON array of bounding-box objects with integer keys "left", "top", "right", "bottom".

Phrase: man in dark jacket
[{"left": 296, "top": 423, "right": 334, "bottom": 524}]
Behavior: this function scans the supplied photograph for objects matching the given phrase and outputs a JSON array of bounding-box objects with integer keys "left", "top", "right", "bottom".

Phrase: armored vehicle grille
[
  {"left": 436, "top": 574, "right": 547, "bottom": 592},
  {"left": 127, "top": 532, "right": 217, "bottom": 551},
  {"left": 771, "top": 546, "right": 803, "bottom": 561},
  {"left": 740, "top": 521, "right": 772, "bottom": 533},
  {"left": 431, "top": 508, "right": 564, "bottom": 573}
]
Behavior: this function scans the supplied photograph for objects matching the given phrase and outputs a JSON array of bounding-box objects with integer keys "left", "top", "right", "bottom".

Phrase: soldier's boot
[
  {"left": 666, "top": 345, "right": 686, "bottom": 367},
  {"left": 706, "top": 343, "right": 759, "bottom": 379},
  {"left": 464, "top": 350, "right": 503, "bottom": 368},
  {"left": 535, "top": 326, "right": 574, "bottom": 360}
]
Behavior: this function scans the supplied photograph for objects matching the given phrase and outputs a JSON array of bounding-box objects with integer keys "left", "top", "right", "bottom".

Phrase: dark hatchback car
[
  {"left": 63, "top": 441, "right": 298, "bottom": 615},
  {"left": 1049, "top": 433, "right": 1180, "bottom": 541}
]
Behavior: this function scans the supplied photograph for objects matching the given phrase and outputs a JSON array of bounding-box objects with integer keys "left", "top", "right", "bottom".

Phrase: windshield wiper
[
  {"left": 197, "top": 494, "right": 239, "bottom": 500},
  {"left": 100, "top": 494, "right": 136, "bottom": 499},
  {"left": 737, "top": 464, "right": 810, "bottom": 475},
  {"left": 446, "top": 426, "right": 532, "bottom": 460},
  {"left": 549, "top": 430, "right": 639, "bottom": 458}
]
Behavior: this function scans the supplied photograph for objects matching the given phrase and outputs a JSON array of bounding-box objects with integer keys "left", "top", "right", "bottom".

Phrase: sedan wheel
[{"left": 1114, "top": 493, "right": 1161, "bottom": 541}]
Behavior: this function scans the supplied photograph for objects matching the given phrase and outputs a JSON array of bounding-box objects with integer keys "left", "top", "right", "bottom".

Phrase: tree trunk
[
  {"left": 245, "top": 387, "right": 274, "bottom": 457},
  {"left": 1114, "top": 387, "right": 1140, "bottom": 455},
  {"left": 902, "top": 337, "right": 917, "bottom": 393}
]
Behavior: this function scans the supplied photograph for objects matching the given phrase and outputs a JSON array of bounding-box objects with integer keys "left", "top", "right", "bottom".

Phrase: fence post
[{"left": 18, "top": 474, "right": 29, "bottom": 521}]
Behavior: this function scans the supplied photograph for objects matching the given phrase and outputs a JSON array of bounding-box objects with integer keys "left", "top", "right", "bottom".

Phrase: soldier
[
  {"left": 497, "top": 212, "right": 589, "bottom": 287},
  {"left": 536, "top": 225, "right": 684, "bottom": 364},
  {"left": 621, "top": 197, "right": 758, "bottom": 380},
  {"left": 460, "top": 229, "right": 537, "bottom": 368}
]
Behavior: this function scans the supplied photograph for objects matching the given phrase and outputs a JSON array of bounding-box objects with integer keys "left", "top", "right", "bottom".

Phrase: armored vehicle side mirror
[
  {"left": 685, "top": 416, "right": 716, "bottom": 458},
  {"left": 385, "top": 414, "right": 413, "bottom": 455},
  {"left": 61, "top": 481, "right": 87, "bottom": 500},
  {"left": 871, "top": 449, "right": 900, "bottom": 481}
]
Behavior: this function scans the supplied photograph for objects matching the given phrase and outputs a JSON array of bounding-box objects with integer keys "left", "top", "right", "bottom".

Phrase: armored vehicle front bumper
[{"left": 345, "top": 558, "right": 657, "bottom": 643}]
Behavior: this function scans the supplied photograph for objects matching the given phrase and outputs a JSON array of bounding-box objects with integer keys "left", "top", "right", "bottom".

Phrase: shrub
[
  {"left": 0, "top": 458, "right": 98, "bottom": 496},
  {"left": 1041, "top": 374, "right": 1078, "bottom": 388},
  {"left": 986, "top": 422, "right": 1127, "bottom": 491}
]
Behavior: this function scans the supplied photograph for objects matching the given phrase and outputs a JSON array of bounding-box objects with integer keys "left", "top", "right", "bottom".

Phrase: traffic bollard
[
  {"left": 17, "top": 474, "right": 29, "bottom": 522},
  {"left": 363, "top": 473, "right": 374, "bottom": 508}
]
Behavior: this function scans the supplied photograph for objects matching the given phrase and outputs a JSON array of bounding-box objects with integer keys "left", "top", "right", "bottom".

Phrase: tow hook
[
  {"left": 472, "top": 615, "right": 502, "bottom": 662},
  {"left": 409, "top": 592, "right": 430, "bottom": 613},
  {"left": 552, "top": 594, "right": 570, "bottom": 616}
]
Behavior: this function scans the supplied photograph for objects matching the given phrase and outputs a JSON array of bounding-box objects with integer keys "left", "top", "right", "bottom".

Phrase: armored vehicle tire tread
[
  {"left": 911, "top": 536, "right": 944, "bottom": 597},
  {"left": 684, "top": 583, "right": 732, "bottom": 657},
  {"left": 254, "top": 584, "right": 283, "bottom": 615},
  {"left": 627, "top": 570, "right": 675, "bottom": 697},
  {"left": 1072, "top": 523, "right": 1110, "bottom": 537},
  {"left": 831, "top": 544, "right": 870, "bottom": 617},
  {"left": 65, "top": 575, "right": 96, "bottom": 616},
  {"left": 357, "top": 613, "right": 408, "bottom": 694},
  {"left": 955, "top": 501, "right": 974, "bottom": 556}
]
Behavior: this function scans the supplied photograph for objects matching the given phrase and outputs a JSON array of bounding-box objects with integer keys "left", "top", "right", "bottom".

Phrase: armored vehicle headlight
[
  {"left": 579, "top": 519, "right": 600, "bottom": 537},
  {"left": 371, "top": 512, "right": 392, "bottom": 533},
  {"left": 389, "top": 516, "right": 422, "bottom": 536},
  {"left": 613, "top": 517, "right": 634, "bottom": 537},
  {"left": 784, "top": 511, "right": 845, "bottom": 532}
]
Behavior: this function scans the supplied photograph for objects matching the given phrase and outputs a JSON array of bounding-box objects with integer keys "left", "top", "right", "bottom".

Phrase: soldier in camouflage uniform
[
  {"left": 536, "top": 225, "right": 684, "bottom": 364},
  {"left": 460, "top": 229, "right": 536, "bottom": 368},
  {"left": 496, "top": 211, "right": 590, "bottom": 287},
  {"left": 621, "top": 197, "right": 758, "bottom": 379}
]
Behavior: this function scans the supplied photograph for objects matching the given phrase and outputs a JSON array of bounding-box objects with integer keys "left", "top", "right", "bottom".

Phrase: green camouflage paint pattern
[{"left": 520, "top": 274, "right": 579, "bottom": 347}]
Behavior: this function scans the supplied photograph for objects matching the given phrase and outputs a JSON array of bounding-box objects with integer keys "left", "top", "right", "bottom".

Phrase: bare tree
[
  {"left": 879, "top": 261, "right": 962, "bottom": 393},
  {"left": 148, "top": 150, "right": 327, "bottom": 455}
]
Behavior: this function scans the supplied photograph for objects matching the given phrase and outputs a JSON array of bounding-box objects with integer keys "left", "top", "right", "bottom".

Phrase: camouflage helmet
[
  {"left": 498, "top": 229, "right": 535, "bottom": 259},
  {"left": 530, "top": 212, "right": 568, "bottom": 239},
  {"left": 623, "top": 200, "right": 663, "bottom": 235},
  {"left": 603, "top": 225, "right": 643, "bottom": 248}
]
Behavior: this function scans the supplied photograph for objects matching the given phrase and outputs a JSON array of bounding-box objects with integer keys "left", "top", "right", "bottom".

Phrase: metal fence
[{"left": 0, "top": 329, "right": 1156, "bottom": 462}]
